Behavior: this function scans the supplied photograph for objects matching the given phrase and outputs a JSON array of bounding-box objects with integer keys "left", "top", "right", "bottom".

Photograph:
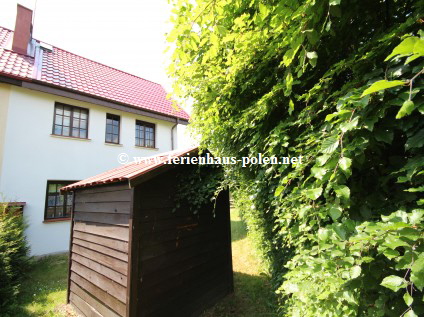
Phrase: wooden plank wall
[
  {"left": 69, "top": 183, "right": 132, "bottom": 317},
  {"left": 131, "top": 167, "right": 233, "bottom": 317}
]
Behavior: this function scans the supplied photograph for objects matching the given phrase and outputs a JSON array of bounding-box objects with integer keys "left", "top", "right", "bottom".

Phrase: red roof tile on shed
[
  {"left": 0, "top": 27, "right": 190, "bottom": 120},
  {"left": 61, "top": 146, "right": 198, "bottom": 191}
]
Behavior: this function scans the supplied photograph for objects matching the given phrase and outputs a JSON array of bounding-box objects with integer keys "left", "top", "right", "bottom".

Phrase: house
[
  {"left": 61, "top": 147, "right": 233, "bottom": 317},
  {"left": 0, "top": 5, "right": 190, "bottom": 256}
]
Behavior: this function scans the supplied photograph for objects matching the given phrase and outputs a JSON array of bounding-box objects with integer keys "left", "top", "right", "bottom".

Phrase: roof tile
[
  {"left": 0, "top": 27, "right": 189, "bottom": 120},
  {"left": 61, "top": 146, "right": 198, "bottom": 191}
]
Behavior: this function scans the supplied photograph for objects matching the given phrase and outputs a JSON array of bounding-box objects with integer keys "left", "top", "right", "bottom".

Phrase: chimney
[{"left": 12, "top": 4, "right": 33, "bottom": 55}]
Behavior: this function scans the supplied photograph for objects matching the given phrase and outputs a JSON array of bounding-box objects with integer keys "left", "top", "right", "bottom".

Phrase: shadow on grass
[
  {"left": 201, "top": 271, "right": 277, "bottom": 317},
  {"left": 6, "top": 254, "right": 69, "bottom": 317},
  {"left": 230, "top": 220, "right": 247, "bottom": 242}
]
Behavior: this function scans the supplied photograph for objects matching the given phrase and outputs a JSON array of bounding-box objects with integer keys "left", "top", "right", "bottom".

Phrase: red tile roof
[
  {"left": 0, "top": 27, "right": 189, "bottom": 120},
  {"left": 0, "top": 48, "right": 34, "bottom": 79},
  {"left": 61, "top": 146, "right": 198, "bottom": 191}
]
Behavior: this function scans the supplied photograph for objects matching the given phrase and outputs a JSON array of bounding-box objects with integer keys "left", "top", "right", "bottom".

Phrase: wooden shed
[{"left": 61, "top": 147, "right": 233, "bottom": 317}]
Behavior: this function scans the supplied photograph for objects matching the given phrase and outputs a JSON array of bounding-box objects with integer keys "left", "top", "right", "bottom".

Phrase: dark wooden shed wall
[
  {"left": 69, "top": 183, "right": 132, "bottom": 317},
  {"left": 129, "top": 168, "right": 233, "bottom": 317}
]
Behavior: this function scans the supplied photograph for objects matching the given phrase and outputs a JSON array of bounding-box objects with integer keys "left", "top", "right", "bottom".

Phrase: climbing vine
[
  {"left": 173, "top": 162, "right": 225, "bottom": 215},
  {"left": 168, "top": 0, "right": 424, "bottom": 315}
]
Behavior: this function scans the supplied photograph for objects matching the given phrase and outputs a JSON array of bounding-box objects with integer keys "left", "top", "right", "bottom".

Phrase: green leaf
[
  {"left": 288, "top": 99, "right": 294, "bottom": 115},
  {"left": 385, "top": 37, "right": 418, "bottom": 61},
  {"left": 361, "top": 80, "right": 405, "bottom": 97},
  {"left": 329, "top": 205, "right": 342, "bottom": 221},
  {"left": 382, "top": 248, "right": 400, "bottom": 259},
  {"left": 334, "top": 185, "right": 350, "bottom": 200},
  {"left": 409, "top": 209, "right": 424, "bottom": 225},
  {"left": 332, "top": 224, "right": 346, "bottom": 240},
  {"left": 258, "top": 3, "right": 270, "bottom": 20},
  {"left": 405, "top": 186, "right": 424, "bottom": 193},
  {"left": 306, "top": 51, "right": 318, "bottom": 59},
  {"left": 411, "top": 255, "right": 424, "bottom": 291},
  {"left": 404, "top": 309, "right": 418, "bottom": 317},
  {"left": 340, "top": 117, "right": 359, "bottom": 133},
  {"left": 350, "top": 265, "right": 361, "bottom": 279},
  {"left": 374, "top": 128, "right": 394, "bottom": 144},
  {"left": 406, "top": 129, "right": 424, "bottom": 149},
  {"left": 321, "top": 137, "right": 339, "bottom": 154},
  {"left": 383, "top": 235, "right": 410, "bottom": 249},
  {"left": 311, "top": 167, "right": 327, "bottom": 180},
  {"left": 396, "top": 100, "right": 415, "bottom": 119},
  {"left": 329, "top": 0, "right": 341, "bottom": 5},
  {"left": 275, "top": 186, "right": 284, "bottom": 197},
  {"left": 398, "top": 228, "right": 421, "bottom": 240},
  {"left": 317, "top": 228, "right": 330, "bottom": 241},
  {"left": 380, "top": 275, "right": 406, "bottom": 291},
  {"left": 404, "top": 292, "right": 413, "bottom": 306},
  {"left": 316, "top": 154, "right": 331, "bottom": 166},
  {"left": 339, "top": 157, "right": 352, "bottom": 172},
  {"left": 325, "top": 20, "right": 332, "bottom": 32},
  {"left": 304, "top": 187, "right": 323, "bottom": 200}
]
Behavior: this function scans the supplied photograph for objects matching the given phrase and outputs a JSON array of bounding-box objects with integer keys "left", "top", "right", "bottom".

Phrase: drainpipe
[{"left": 171, "top": 118, "right": 179, "bottom": 150}]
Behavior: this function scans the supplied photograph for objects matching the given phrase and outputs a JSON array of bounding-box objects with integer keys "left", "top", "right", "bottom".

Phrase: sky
[{"left": 0, "top": 0, "right": 175, "bottom": 90}]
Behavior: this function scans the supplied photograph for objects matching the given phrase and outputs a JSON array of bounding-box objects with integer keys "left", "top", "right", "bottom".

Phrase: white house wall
[
  {"left": 0, "top": 85, "right": 178, "bottom": 255},
  {"left": 0, "top": 84, "right": 11, "bottom": 186}
]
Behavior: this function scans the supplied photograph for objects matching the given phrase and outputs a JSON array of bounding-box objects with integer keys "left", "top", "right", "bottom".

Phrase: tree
[{"left": 168, "top": 0, "right": 424, "bottom": 315}]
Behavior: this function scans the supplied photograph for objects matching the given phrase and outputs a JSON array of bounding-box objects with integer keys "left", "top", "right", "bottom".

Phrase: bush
[
  {"left": 168, "top": 0, "right": 424, "bottom": 315},
  {"left": 0, "top": 202, "right": 30, "bottom": 313}
]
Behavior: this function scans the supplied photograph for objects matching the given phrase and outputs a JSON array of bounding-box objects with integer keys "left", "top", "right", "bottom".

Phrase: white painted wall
[
  {"left": 0, "top": 84, "right": 11, "bottom": 186},
  {"left": 0, "top": 85, "right": 186, "bottom": 255},
  {"left": 176, "top": 123, "right": 197, "bottom": 150}
]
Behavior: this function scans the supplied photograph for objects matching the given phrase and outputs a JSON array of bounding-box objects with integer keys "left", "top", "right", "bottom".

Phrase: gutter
[{"left": 171, "top": 118, "right": 179, "bottom": 150}]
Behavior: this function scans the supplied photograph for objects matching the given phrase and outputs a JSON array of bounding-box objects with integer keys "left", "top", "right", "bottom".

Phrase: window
[
  {"left": 135, "top": 120, "right": 155, "bottom": 148},
  {"left": 53, "top": 103, "right": 88, "bottom": 138},
  {"left": 44, "top": 181, "right": 75, "bottom": 220},
  {"left": 105, "top": 114, "right": 120, "bottom": 144}
]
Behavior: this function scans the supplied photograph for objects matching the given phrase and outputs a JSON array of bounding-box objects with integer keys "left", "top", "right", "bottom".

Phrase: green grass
[
  {"left": 11, "top": 254, "right": 75, "bottom": 317},
  {"left": 13, "top": 209, "right": 276, "bottom": 316},
  {"left": 201, "top": 209, "right": 277, "bottom": 317}
]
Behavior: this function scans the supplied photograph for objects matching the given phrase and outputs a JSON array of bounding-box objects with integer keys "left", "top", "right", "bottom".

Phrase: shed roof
[
  {"left": 61, "top": 146, "right": 198, "bottom": 191},
  {"left": 0, "top": 26, "right": 190, "bottom": 121}
]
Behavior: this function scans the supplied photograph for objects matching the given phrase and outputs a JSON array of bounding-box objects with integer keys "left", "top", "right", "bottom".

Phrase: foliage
[
  {"left": 0, "top": 202, "right": 30, "bottom": 314},
  {"left": 168, "top": 0, "right": 424, "bottom": 315},
  {"left": 173, "top": 159, "right": 225, "bottom": 214}
]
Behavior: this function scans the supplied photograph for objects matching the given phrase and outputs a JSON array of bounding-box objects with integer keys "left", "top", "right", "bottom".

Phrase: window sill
[
  {"left": 135, "top": 146, "right": 159, "bottom": 150},
  {"left": 105, "top": 142, "right": 123, "bottom": 147},
  {"left": 43, "top": 218, "right": 71, "bottom": 223},
  {"left": 50, "top": 134, "right": 91, "bottom": 141}
]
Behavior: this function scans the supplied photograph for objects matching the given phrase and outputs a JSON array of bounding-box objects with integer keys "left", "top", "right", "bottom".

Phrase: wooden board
[
  {"left": 71, "top": 261, "right": 127, "bottom": 303},
  {"left": 73, "top": 222, "right": 129, "bottom": 242},
  {"left": 70, "top": 282, "right": 121, "bottom": 317},
  {"left": 74, "top": 201, "right": 131, "bottom": 214},
  {"left": 73, "top": 238, "right": 128, "bottom": 261},
  {"left": 71, "top": 272, "right": 126, "bottom": 317},
  {"left": 74, "top": 211, "right": 129, "bottom": 227},
  {"left": 72, "top": 244, "right": 128, "bottom": 275},
  {"left": 73, "top": 231, "right": 128, "bottom": 253},
  {"left": 70, "top": 292, "right": 102, "bottom": 317},
  {"left": 75, "top": 189, "right": 132, "bottom": 204},
  {"left": 72, "top": 253, "right": 127, "bottom": 286},
  {"left": 70, "top": 184, "right": 132, "bottom": 317}
]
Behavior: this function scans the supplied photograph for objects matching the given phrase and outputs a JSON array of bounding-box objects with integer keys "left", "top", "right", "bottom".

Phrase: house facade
[{"left": 0, "top": 5, "right": 190, "bottom": 256}]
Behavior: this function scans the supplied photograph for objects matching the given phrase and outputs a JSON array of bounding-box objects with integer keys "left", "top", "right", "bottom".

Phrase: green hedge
[
  {"left": 169, "top": 0, "right": 424, "bottom": 316},
  {"left": 0, "top": 203, "right": 30, "bottom": 313}
]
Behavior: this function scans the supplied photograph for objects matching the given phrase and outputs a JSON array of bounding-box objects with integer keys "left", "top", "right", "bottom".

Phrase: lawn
[{"left": 14, "top": 209, "right": 276, "bottom": 316}]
